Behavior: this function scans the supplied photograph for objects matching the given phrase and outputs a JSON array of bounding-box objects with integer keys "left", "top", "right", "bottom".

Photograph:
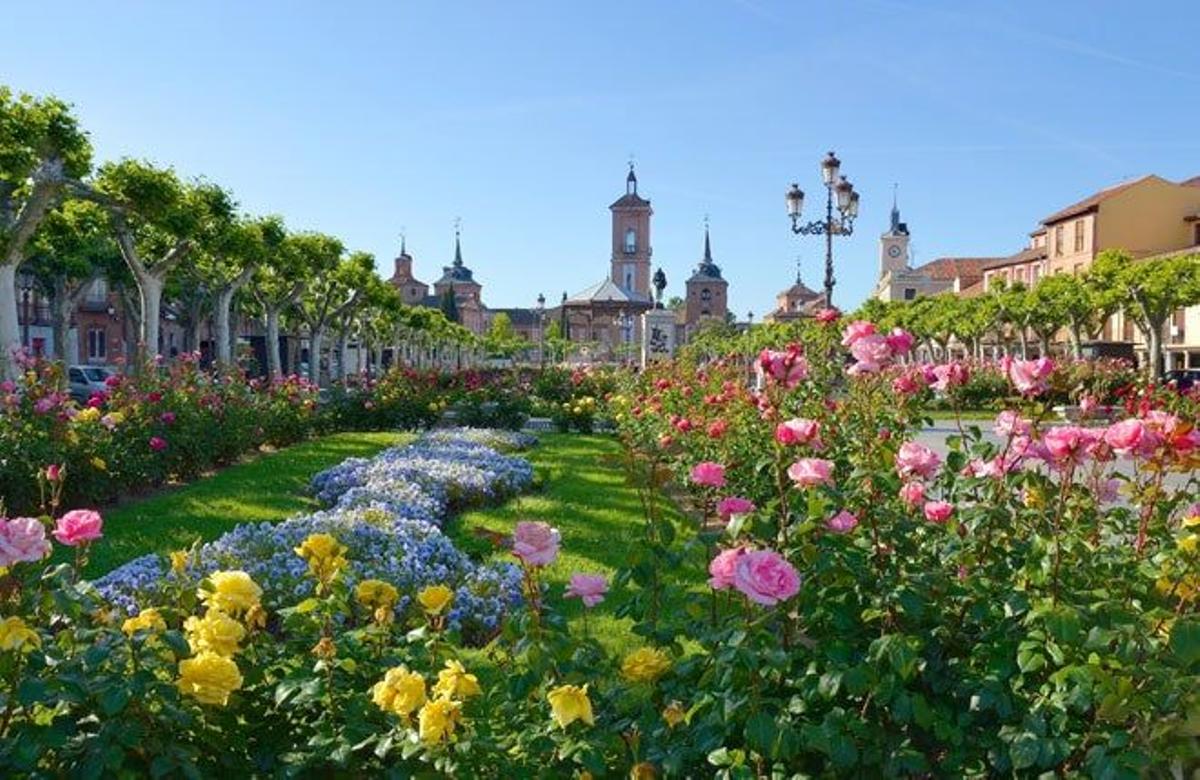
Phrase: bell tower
[
  {"left": 610, "top": 164, "right": 653, "bottom": 300},
  {"left": 880, "top": 184, "right": 910, "bottom": 275}
]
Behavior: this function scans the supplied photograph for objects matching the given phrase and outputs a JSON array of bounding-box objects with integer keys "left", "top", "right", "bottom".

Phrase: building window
[
  {"left": 624, "top": 228, "right": 636, "bottom": 254},
  {"left": 1073, "top": 263, "right": 1083, "bottom": 275},
  {"left": 700, "top": 288, "right": 712, "bottom": 302},
  {"left": 87, "top": 328, "right": 106, "bottom": 361},
  {"left": 1054, "top": 225, "right": 1063, "bottom": 256},
  {"left": 903, "top": 288, "right": 916, "bottom": 300},
  {"left": 1194, "top": 223, "right": 1200, "bottom": 246},
  {"left": 624, "top": 268, "right": 633, "bottom": 291},
  {"left": 1074, "top": 220, "right": 1085, "bottom": 252}
]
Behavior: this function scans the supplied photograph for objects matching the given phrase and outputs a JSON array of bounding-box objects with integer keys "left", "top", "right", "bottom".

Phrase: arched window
[{"left": 624, "top": 228, "right": 636, "bottom": 254}]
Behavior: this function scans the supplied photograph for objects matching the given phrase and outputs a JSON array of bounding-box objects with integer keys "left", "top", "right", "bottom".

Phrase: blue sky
[{"left": 3, "top": 1, "right": 1199, "bottom": 314}]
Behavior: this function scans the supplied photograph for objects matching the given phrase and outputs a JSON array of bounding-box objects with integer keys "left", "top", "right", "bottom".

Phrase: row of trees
[
  {"left": 0, "top": 86, "right": 474, "bottom": 383},
  {"left": 855, "top": 249, "right": 1200, "bottom": 378}
]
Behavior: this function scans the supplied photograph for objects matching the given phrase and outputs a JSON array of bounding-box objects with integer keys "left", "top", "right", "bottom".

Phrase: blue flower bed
[{"left": 94, "top": 428, "right": 535, "bottom": 642}]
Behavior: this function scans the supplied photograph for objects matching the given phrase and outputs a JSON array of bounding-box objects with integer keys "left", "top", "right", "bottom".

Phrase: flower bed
[{"left": 95, "top": 428, "right": 534, "bottom": 640}]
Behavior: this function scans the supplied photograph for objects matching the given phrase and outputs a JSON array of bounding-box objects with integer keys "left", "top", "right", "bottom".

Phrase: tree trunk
[
  {"left": 309, "top": 327, "right": 325, "bottom": 385},
  {"left": 1068, "top": 325, "right": 1083, "bottom": 360},
  {"left": 1146, "top": 319, "right": 1164, "bottom": 380},
  {"left": 214, "top": 288, "right": 236, "bottom": 366},
  {"left": 139, "top": 273, "right": 165, "bottom": 365},
  {"left": 265, "top": 307, "right": 283, "bottom": 379},
  {"left": 0, "top": 264, "right": 20, "bottom": 379}
]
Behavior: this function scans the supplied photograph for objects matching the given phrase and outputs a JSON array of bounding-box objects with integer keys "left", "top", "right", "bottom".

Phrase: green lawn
[
  {"left": 446, "top": 433, "right": 703, "bottom": 655},
  {"left": 80, "top": 431, "right": 409, "bottom": 576}
]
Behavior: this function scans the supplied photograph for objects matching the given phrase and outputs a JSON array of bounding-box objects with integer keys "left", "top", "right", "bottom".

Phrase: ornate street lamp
[
  {"left": 786, "top": 151, "right": 859, "bottom": 308},
  {"left": 18, "top": 268, "right": 35, "bottom": 350}
]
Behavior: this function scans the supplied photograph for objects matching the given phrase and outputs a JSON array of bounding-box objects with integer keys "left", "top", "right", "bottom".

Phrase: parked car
[
  {"left": 67, "top": 365, "right": 115, "bottom": 402},
  {"left": 1163, "top": 369, "right": 1200, "bottom": 392}
]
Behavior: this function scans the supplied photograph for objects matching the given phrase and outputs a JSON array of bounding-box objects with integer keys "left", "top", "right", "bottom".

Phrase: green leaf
[
  {"left": 295, "top": 598, "right": 321, "bottom": 614},
  {"left": 744, "top": 711, "right": 778, "bottom": 755},
  {"left": 1010, "top": 733, "right": 1041, "bottom": 770},
  {"left": 1169, "top": 619, "right": 1200, "bottom": 666}
]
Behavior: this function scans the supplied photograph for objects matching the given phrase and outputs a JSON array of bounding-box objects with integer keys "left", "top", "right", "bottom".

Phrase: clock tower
[
  {"left": 610, "top": 164, "right": 653, "bottom": 301},
  {"left": 880, "top": 187, "right": 910, "bottom": 275}
]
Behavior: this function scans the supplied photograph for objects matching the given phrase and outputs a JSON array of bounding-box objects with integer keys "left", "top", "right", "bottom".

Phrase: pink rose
[
  {"left": 923, "top": 500, "right": 953, "bottom": 524},
  {"left": 564, "top": 573, "right": 608, "bottom": 608},
  {"left": 787, "top": 458, "right": 834, "bottom": 487},
  {"left": 160, "top": 411, "right": 176, "bottom": 424},
  {"left": 826, "top": 510, "right": 859, "bottom": 534},
  {"left": 899, "top": 481, "right": 925, "bottom": 507},
  {"left": 52, "top": 509, "right": 103, "bottom": 547},
  {"left": 149, "top": 436, "right": 168, "bottom": 452},
  {"left": 706, "top": 419, "right": 728, "bottom": 439},
  {"left": 1104, "top": 418, "right": 1155, "bottom": 457},
  {"left": 733, "top": 550, "right": 801, "bottom": 606},
  {"left": 885, "top": 328, "right": 915, "bottom": 355},
  {"left": 993, "top": 410, "right": 1031, "bottom": 439},
  {"left": 840, "top": 320, "right": 877, "bottom": 347},
  {"left": 44, "top": 464, "right": 63, "bottom": 483},
  {"left": 1041, "top": 426, "right": 1087, "bottom": 464},
  {"left": 930, "top": 362, "right": 969, "bottom": 392},
  {"left": 708, "top": 547, "right": 745, "bottom": 590},
  {"left": 0, "top": 517, "right": 52, "bottom": 566},
  {"left": 775, "top": 418, "right": 822, "bottom": 448},
  {"left": 512, "top": 521, "right": 560, "bottom": 567},
  {"left": 849, "top": 334, "right": 893, "bottom": 367},
  {"left": 717, "top": 496, "right": 755, "bottom": 520},
  {"left": 1003, "top": 355, "right": 1054, "bottom": 396},
  {"left": 690, "top": 462, "right": 726, "bottom": 488},
  {"left": 895, "top": 441, "right": 942, "bottom": 480},
  {"left": 757, "top": 347, "right": 808, "bottom": 388},
  {"left": 892, "top": 373, "right": 923, "bottom": 395},
  {"left": 815, "top": 307, "right": 840, "bottom": 324}
]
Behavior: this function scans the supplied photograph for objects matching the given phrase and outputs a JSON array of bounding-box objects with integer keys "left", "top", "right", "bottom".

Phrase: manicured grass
[
  {"left": 79, "top": 431, "right": 409, "bottom": 576},
  {"left": 922, "top": 408, "right": 996, "bottom": 422},
  {"left": 446, "top": 433, "right": 704, "bottom": 655}
]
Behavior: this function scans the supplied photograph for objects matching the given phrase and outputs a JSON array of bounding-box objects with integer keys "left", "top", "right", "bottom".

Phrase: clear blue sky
[{"left": 3, "top": 1, "right": 1198, "bottom": 314}]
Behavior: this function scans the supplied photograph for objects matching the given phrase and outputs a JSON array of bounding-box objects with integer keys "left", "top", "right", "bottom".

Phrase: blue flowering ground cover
[{"left": 95, "top": 428, "right": 537, "bottom": 642}]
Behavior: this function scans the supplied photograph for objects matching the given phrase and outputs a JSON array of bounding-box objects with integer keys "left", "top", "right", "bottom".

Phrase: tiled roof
[
  {"left": 982, "top": 246, "right": 1047, "bottom": 271},
  {"left": 565, "top": 278, "right": 652, "bottom": 305},
  {"left": 1180, "top": 175, "right": 1200, "bottom": 188},
  {"left": 913, "top": 256, "right": 997, "bottom": 285},
  {"left": 958, "top": 279, "right": 986, "bottom": 298},
  {"left": 609, "top": 192, "right": 651, "bottom": 209},
  {"left": 1040, "top": 175, "right": 1156, "bottom": 225}
]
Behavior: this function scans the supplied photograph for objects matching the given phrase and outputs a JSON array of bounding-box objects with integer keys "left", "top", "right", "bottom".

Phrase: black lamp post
[
  {"left": 17, "top": 268, "right": 35, "bottom": 350},
  {"left": 786, "top": 151, "right": 860, "bottom": 308},
  {"left": 535, "top": 292, "right": 545, "bottom": 367}
]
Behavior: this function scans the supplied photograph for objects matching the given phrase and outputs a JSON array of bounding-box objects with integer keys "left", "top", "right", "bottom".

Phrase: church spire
[
  {"left": 703, "top": 215, "right": 712, "bottom": 263},
  {"left": 626, "top": 160, "right": 637, "bottom": 195},
  {"left": 795, "top": 255, "right": 804, "bottom": 285},
  {"left": 890, "top": 183, "right": 901, "bottom": 232},
  {"left": 453, "top": 219, "right": 463, "bottom": 267}
]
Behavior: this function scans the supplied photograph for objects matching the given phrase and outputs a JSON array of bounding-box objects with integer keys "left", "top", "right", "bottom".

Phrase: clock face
[{"left": 888, "top": 245, "right": 902, "bottom": 258}]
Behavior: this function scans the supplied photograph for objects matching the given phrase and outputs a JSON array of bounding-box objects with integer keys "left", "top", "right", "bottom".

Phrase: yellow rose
[
  {"left": 170, "top": 550, "right": 189, "bottom": 574},
  {"left": 417, "top": 584, "right": 454, "bottom": 616},
  {"left": 621, "top": 647, "right": 672, "bottom": 683},
  {"left": 1183, "top": 509, "right": 1200, "bottom": 528},
  {"left": 185, "top": 609, "right": 246, "bottom": 657},
  {"left": 122, "top": 608, "right": 167, "bottom": 636},
  {"left": 355, "top": 579, "right": 399, "bottom": 610},
  {"left": 1178, "top": 534, "right": 1198, "bottom": 555},
  {"left": 662, "top": 701, "right": 687, "bottom": 728},
  {"left": 90, "top": 456, "right": 107, "bottom": 472},
  {"left": 432, "top": 659, "right": 482, "bottom": 700},
  {"left": 547, "top": 683, "right": 594, "bottom": 729},
  {"left": 372, "top": 666, "right": 427, "bottom": 717},
  {"left": 0, "top": 616, "right": 41, "bottom": 653},
  {"left": 417, "top": 697, "right": 462, "bottom": 744},
  {"left": 630, "top": 762, "right": 657, "bottom": 780},
  {"left": 75, "top": 407, "right": 101, "bottom": 424},
  {"left": 200, "top": 570, "right": 262, "bottom": 616},
  {"left": 294, "top": 533, "right": 348, "bottom": 582},
  {"left": 177, "top": 652, "right": 243, "bottom": 706},
  {"left": 1023, "top": 487, "right": 1045, "bottom": 510}
]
